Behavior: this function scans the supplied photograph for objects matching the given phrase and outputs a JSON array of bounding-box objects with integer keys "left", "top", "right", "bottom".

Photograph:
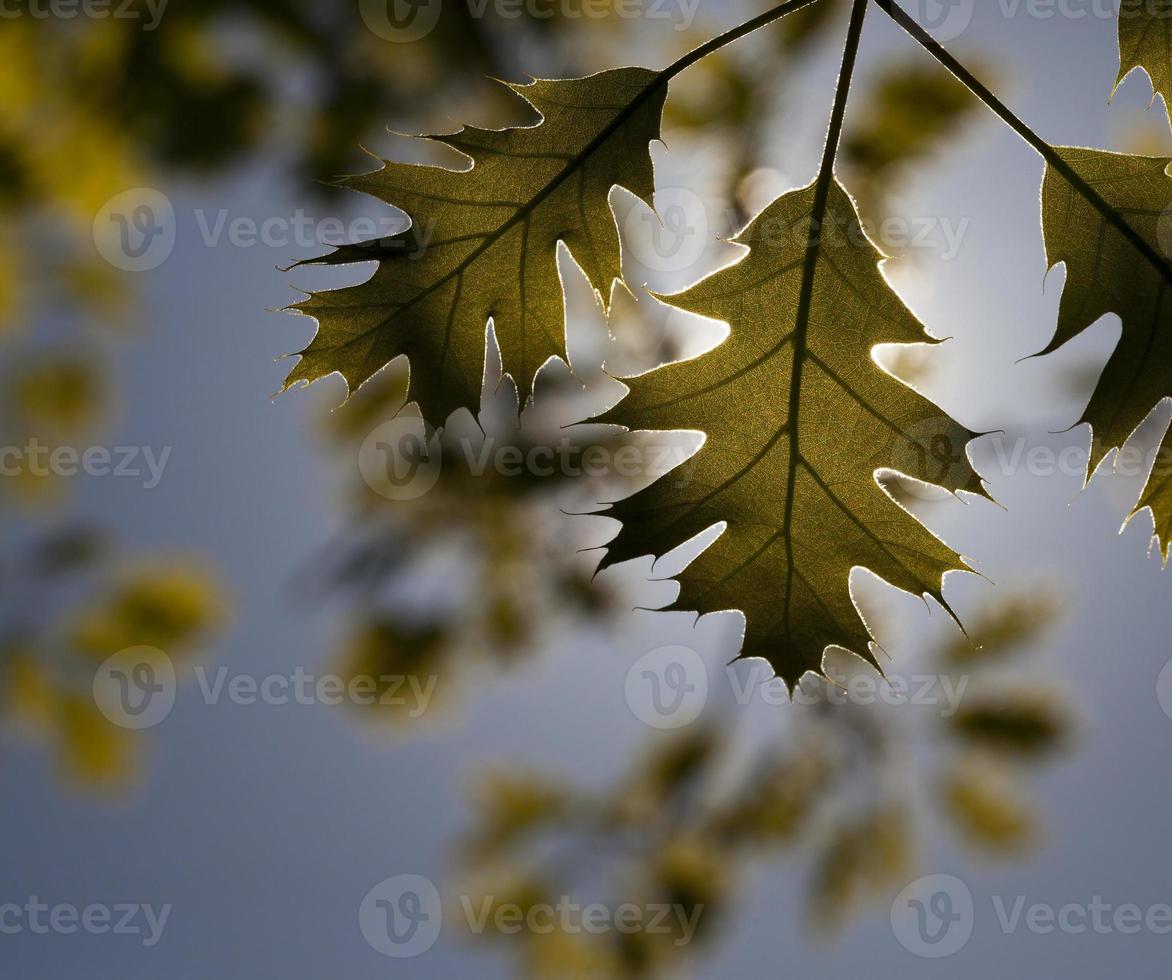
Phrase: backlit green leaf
[
  {"left": 1117, "top": 0, "right": 1172, "bottom": 130},
  {"left": 1039, "top": 147, "right": 1172, "bottom": 555},
  {"left": 597, "top": 179, "right": 981, "bottom": 687},
  {"left": 285, "top": 68, "right": 666, "bottom": 420}
]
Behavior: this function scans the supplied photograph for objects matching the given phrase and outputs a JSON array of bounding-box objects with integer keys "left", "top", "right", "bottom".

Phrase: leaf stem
[
  {"left": 872, "top": 0, "right": 1172, "bottom": 282},
  {"left": 814, "top": 0, "right": 867, "bottom": 183},
  {"left": 780, "top": 0, "right": 870, "bottom": 641}
]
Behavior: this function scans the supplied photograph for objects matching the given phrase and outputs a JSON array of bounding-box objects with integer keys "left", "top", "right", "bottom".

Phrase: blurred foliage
[
  {"left": 454, "top": 595, "right": 1074, "bottom": 976},
  {"left": 1, "top": 527, "right": 224, "bottom": 791},
  {"left": 940, "top": 755, "right": 1036, "bottom": 854},
  {"left": 841, "top": 55, "right": 988, "bottom": 228},
  {"left": 666, "top": 0, "right": 850, "bottom": 224},
  {"left": 306, "top": 357, "right": 634, "bottom": 726},
  {"left": 0, "top": 350, "right": 111, "bottom": 505},
  {"left": 70, "top": 561, "right": 224, "bottom": 659},
  {"left": 661, "top": 2, "right": 991, "bottom": 234}
]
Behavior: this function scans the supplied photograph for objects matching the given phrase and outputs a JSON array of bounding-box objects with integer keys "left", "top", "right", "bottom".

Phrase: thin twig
[
  {"left": 662, "top": 0, "right": 827, "bottom": 81},
  {"left": 873, "top": 0, "right": 1172, "bottom": 282}
]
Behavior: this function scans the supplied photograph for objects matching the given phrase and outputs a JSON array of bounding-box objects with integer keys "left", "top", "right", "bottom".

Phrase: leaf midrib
[{"left": 779, "top": 0, "right": 869, "bottom": 646}]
